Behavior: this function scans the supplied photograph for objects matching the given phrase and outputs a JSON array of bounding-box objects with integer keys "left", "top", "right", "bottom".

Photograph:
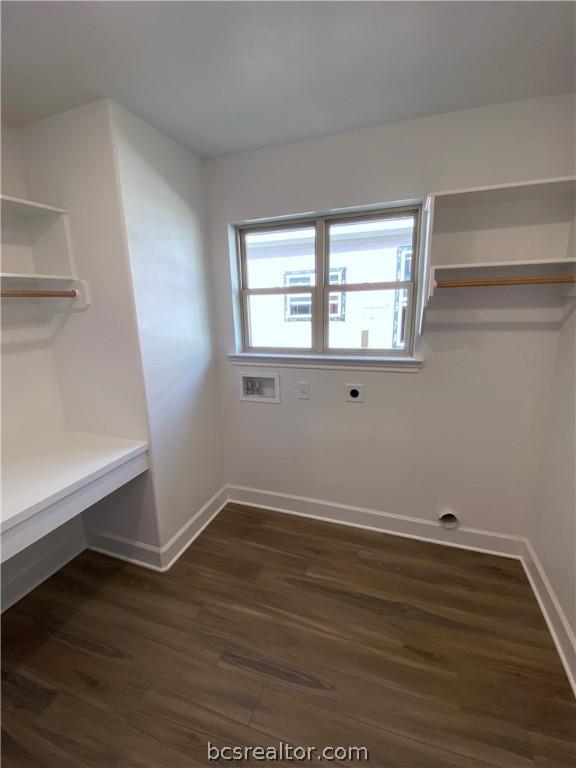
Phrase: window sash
[
  {"left": 238, "top": 207, "right": 420, "bottom": 355},
  {"left": 324, "top": 283, "right": 415, "bottom": 355}
]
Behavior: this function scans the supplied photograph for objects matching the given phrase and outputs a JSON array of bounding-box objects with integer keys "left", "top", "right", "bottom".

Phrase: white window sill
[{"left": 227, "top": 352, "right": 423, "bottom": 372}]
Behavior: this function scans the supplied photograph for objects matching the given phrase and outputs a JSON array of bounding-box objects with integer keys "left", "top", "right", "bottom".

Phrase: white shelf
[
  {"left": 1, "top": 431, "right": 149, "bottom": 562},
  {"left": 1, "top": 194, "right": 77, "bottom": 279},
  {"left": 1, "top": 272, "right": 78, "bottom": 282},
  {"left": 428, "top": 258, "right": 576, "bottom": 300},
  {"left": 1, "top": 195, "right": 67, "bottom": 226},
  {"left": 434, "top": 177, "right": 576, "bottom": 210},
  {"left": 434, "top": 258, "right": 576, "bottom": 271}
]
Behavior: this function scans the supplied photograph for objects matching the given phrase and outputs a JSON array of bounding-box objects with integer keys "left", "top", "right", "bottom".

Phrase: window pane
[
  {"left": 244, "top": 227, "right": 316, "bottom": 289},
  {"left": 247, "top": 294, "right": 312, "bottom": 348},
  {"left": 328, "top": 216, "right": 415, "bottom": 284},
  {"left": 328, "top": 289, "right": 409, "bottom": 350}
]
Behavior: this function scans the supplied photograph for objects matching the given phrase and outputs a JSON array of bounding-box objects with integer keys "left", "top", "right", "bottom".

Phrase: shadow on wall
[
  {"left": 425, "top": 286, "right": 567, "bottom": 352},
  {"left": 83, "top": 471, "right": 161, "bottom": 549}
]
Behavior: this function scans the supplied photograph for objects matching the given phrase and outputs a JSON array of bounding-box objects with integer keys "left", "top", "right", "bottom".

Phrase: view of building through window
[
  {"left": 283, "top": 268, "right": 346, "bottom": 322},
  {"left": 241, "top": 213, "right": 416, "bottom": 352}
]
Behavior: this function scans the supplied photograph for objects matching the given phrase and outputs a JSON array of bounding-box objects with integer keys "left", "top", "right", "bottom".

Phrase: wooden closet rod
[
  {"left": 1, "top": 289, "right": 78, "bottom": 298},
  {"left": 436, "top": 275, "right": 576, "bottom": 289}
]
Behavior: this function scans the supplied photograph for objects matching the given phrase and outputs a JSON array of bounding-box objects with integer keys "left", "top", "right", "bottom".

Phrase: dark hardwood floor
[{"left": 2, "top": 503, "right": 575, "bottom": 767}]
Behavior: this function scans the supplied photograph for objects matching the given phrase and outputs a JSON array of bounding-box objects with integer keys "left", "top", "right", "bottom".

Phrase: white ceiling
[{"left": 2, "top": 2, "right": 574, "bottom": 158}]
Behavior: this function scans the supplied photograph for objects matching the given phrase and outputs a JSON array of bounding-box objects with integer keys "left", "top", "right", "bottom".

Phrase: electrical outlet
[
  {"left": 297, "top": 381, "right": 310, "bottom": 399},
  {"left": 345, "top": 384, "right": 365, "bottom": 403}
]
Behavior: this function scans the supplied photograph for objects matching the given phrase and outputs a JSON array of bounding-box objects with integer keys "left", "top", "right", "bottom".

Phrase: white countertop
[{"left": 2, "top": 430, "right": 148, "bottom": 533}]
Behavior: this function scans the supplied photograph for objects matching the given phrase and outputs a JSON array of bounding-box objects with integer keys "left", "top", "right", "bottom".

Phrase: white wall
[
  {"left": 106, "top": 102, "right": 224, "bottom": 548},
  {"left": 206, "top": 95, "right": 575, "bottom": 570},
  {"left": 1, "top": 123, "right": 27, "bottom": 198},
  {"left": 3, "top": 100, "right": 225, "bottom": 574},
  {"left": 19, "top": 99, "right": 225, "bottom": 555},
  {"left": 19, "top": 101, "right": 160, "bottom": 550},
  {"left": 22, "top": 101, "right": 150, "bottom": 441},
  {"left": 530, "top": 305, "right": 576, "bottom": 630}
]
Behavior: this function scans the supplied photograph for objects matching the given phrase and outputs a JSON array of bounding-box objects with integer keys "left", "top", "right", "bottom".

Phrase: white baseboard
[
  {"left": 227, "top": 485, "right": 526, "bottom": 558},
  {"left": 160, "top": 486, "right": 229, "bottom": 570},
  {"left": 88, "top": 485, "right": 229, "bottom": 572},
  {"left": 227, "top": 484, "right": 576, "bottom": 699},
  {"left": 521, "top": 541, "right": 576, "bottom": 698}
]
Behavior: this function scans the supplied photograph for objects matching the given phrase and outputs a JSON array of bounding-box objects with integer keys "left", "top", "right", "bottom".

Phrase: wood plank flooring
[{"left": 2, "top": 503, "right": 575, "bottom": 767}]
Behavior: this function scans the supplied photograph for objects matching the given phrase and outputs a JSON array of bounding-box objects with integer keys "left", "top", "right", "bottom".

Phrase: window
[{"left": 237, "top": 207, "right": 420, "bottom": 356}]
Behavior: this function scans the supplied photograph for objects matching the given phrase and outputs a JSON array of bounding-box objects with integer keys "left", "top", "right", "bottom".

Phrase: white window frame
[{"left": 236, "top": 206, "right": 421, "bottom": 357}]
